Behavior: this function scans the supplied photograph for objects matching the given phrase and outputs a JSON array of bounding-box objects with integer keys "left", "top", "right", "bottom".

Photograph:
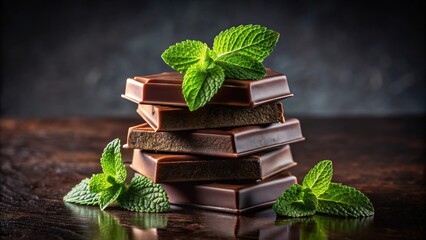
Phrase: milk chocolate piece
[
  {"left": 131, "top": 145, "right": 296, "bottom": 183},
  {"left": 158, "top": 172, "right": 297, "bottom": 213},
  {"left": 122, "top": 69, "right": 293, "bottom": 107},
  {"left": 126, "top": 118, "right": 304, "bottom": 157},
  {"left": 137, "top": 102, "right": 284, "bottom": 131}
]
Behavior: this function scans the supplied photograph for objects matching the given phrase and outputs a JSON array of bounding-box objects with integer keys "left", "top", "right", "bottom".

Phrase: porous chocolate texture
[
  {"left": 125, "top": 118, "right": 304, "bottom": 158},
  {"left": 137, "top": 102, "right": 284, "bottom": 131},
  {"left": 131, "top": 145, "right": 296, "bottom": 183}
]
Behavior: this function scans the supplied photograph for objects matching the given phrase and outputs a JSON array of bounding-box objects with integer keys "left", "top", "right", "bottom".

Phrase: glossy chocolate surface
[
  {"left": 137, "top": 102, "right": 284, "bottom": 131},
  {"left": 158, "top": 172, "right": 297, "bottom": 213},
  {"left": 131, "top": 145, "right": 296, "bottom": 182},
  {"left": 122, "top": 69, "right": 293, "bottom": 107},
  {"left": 126, "top": 118, "right": 304, "bottom": 157}
]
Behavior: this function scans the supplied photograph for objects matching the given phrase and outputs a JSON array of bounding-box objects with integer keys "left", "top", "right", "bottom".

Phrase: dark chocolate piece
[
  {"left": 125, "top": 118, "right": 304, "bottom": 157},
  {"left": 131, "top": 145, "right": 296, "bottom": 182},
  {"left": 137, "top": 102, "right": 284, "bottom": 131},
  {"left": 157, "top": 172, "right": 297, "bottom": 213},
  {"left": 122, "top": 69, "right": 293, "bottom": 107}
]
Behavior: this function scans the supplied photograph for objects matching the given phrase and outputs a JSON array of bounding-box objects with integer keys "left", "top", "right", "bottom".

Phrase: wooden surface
[{"left": 0, "top": 117, "right": 425, "bottom": 240}]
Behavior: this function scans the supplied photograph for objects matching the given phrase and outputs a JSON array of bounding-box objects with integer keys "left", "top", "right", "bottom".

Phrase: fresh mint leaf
[
  {"left": 64, "top": 139, "right": 170, "bottom": 213},
  {"left": 317, "top": 183, "right": 374, "bottom": 217},
  {"left": 162, "top": 40, "right": 209, "bottom": 74},
  {"left": 161, "top": 25, "right": 280, "bottom": 110},
  {"left": 182, "top": 62, "right": 225, "bottom": 111},
  {"left": 302, "top": 160, "right": 333, "bottom": 196},
  {"left": 215, "top": 53, "right": 266, "bottom": 79},
  {"left": 213, "top": 24, "right": 279, "bottom": 62},
  {"left": 64, "top": 178, "right": 99, "bottom": 205},
  {"left": 100, "top": 138, "right": 126, "bottom": 184},
  {"left": 99, "top": 184, "right": 124, "bottom": 210},
  {"left": 118, "top": 175, "right": 170, "bottom": 213},
  {"left": 273, "top": 184, "right": 317, "bottom": 217},
  {"left": 89, "top": 173, "right": 115, "bottom": 194},
  {"left": 274, "top": 160, "right": 374, "bottom": 218}
]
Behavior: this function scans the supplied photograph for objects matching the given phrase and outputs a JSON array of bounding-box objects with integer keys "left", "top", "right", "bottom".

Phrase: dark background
[{"left": 1, "top": 0, "right": 425, "bottom": 117}]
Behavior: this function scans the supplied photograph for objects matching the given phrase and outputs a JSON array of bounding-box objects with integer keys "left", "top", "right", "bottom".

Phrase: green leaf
[
  {"left": 182, "top": 62, "right": 225, "bottom": 111},
  {"left": 215, "top": 53, "right": 266, "bottom": 79},
  {"left": 99, "top": 184, "right": 124, "bottom": 210},
  {"left": 302, "top": 160, "right": 332, "bottom": 196},
  {"left": 63, "top": 178, "right": 99, "bottom": 205},
  {"left": 317, "top": 183, "right": 374, "bottom": 217},
  {"left": 213, "top": 24, "right": 279, "bottom": 62},
  {"left": 100, "top": 138, "right": 126, "bottom": 184},
  {"left": 89, "top": 173, "right": 114, "bottom": 194},
  {"left": 161, "top": 40, "right": 209, "bottom": 74},
  {"left": 273, "top": 184, "right": 317, "bottom": 217},
  {"left": 118, "top": 175, "right": 170, "bottom": 213}
]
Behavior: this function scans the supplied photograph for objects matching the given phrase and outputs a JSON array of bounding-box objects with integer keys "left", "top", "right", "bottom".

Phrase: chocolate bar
[
  {"left": 137, "top": 102, "right": 284, "bottom": 131},
  {"left": 131, "top": 145, "right": 296, "bottom": 182},
  {"left": 122, "top": 69, "right": 293, "bottom": 107},
  {"left": 158, "top": 172, "right": 297, "bottom": 213},
  {"left": 126, "top": 118, "right": 304, "bottom": 157}
]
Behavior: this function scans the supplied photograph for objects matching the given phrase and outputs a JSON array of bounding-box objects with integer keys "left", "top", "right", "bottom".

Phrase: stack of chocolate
[{"left": 122, "top": 69, "right": 304, "bottom": 213}]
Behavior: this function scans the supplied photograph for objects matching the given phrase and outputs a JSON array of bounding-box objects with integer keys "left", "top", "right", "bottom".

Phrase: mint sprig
[
  {"left": 161, "top": 24, "right": 279, "bottom": 111},
  {"left": 64, "top": 138, "right": 170, "bottom": 212},
  {"left": 273, "top": 160, "right": 374, "bottom": 218}
]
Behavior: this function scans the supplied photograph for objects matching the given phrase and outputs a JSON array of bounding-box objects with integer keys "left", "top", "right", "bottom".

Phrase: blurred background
[{"left": 1, "top": 0, "right": 425, "bottom": 118}]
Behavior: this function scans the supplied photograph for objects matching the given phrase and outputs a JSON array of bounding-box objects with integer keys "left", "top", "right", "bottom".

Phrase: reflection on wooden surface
[
  {"left": 277, "top": 215, "right": 373, "bottom": 240},
  {"left": 66, "top": 202, "right": 373, "bottom": 240},
  {"left": 1, "top": 117, "right": 424, "bottom": 239}
]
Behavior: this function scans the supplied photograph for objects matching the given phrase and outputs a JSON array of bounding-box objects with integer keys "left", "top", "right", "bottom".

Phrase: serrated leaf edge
[
  {"left": 117, "top": 176, "right": 170, "bottom": 213},
  {"left": 302, "top": 160, "right": 333, "bottom": 196},
  {"left": 63, "top": 178, "right": 99, "bottom": 206},
  {"left": 317, "top": 183, "right": 374, "bottom": 217},
  {"left": 213, "top": 24, "right": 279, "bottom": 61}
]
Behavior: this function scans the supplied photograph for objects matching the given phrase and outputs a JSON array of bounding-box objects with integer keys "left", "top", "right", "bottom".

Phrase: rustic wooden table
[{"left": 1, "top": 117, "right": 424, "bottom": 239}]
